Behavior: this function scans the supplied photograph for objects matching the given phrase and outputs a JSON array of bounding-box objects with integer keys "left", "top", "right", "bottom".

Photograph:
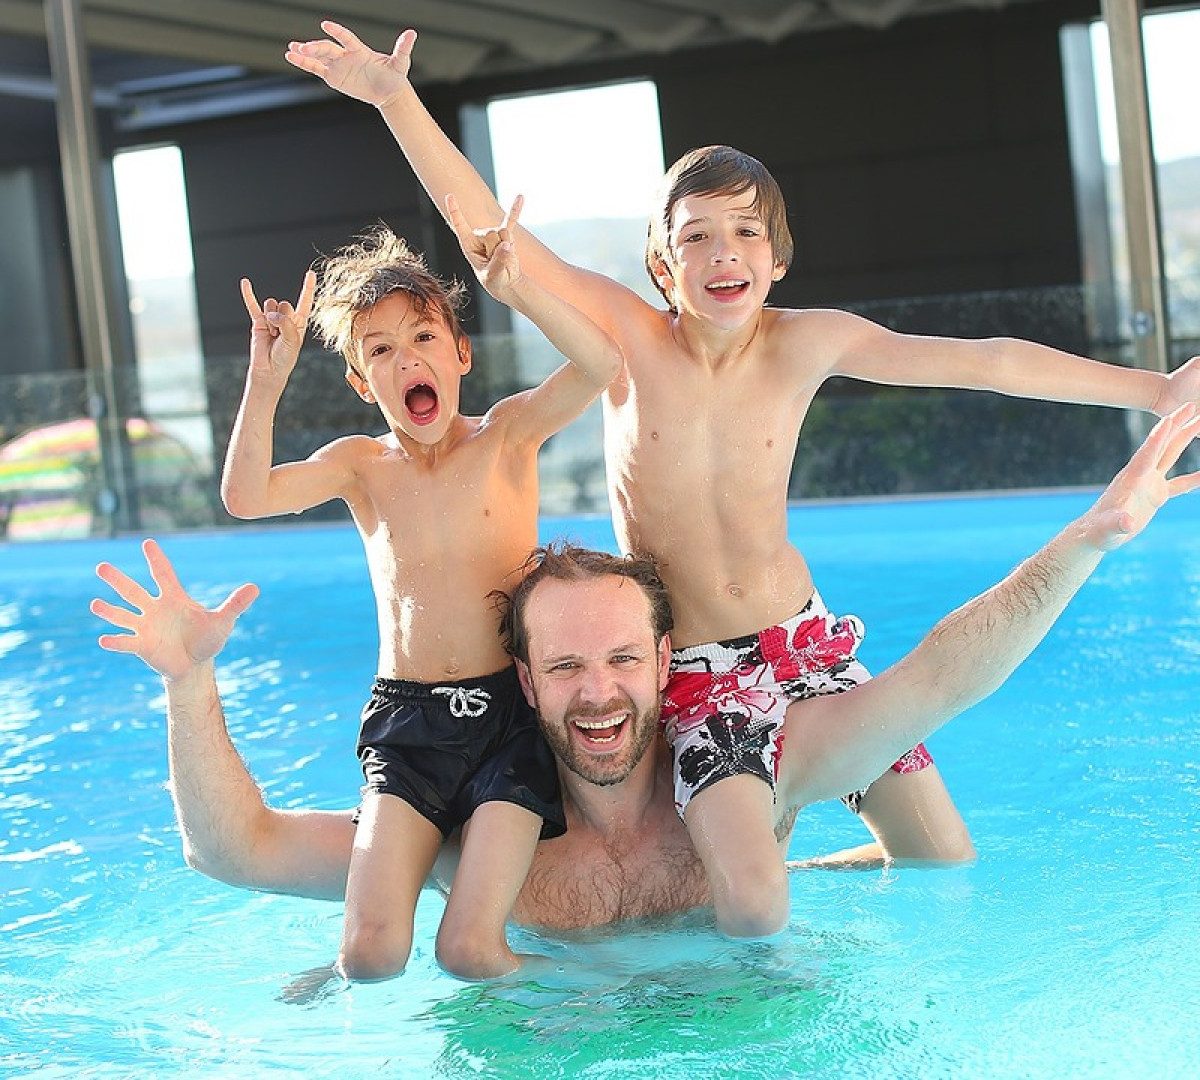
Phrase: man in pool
[{"left": 92, "top": 406, "right": 1199, "bottom": 940}]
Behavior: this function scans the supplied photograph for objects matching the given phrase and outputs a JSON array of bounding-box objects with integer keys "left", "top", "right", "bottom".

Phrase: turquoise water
[{"left": 3, "top": 493, "right": 1199, "bottom": 1078}]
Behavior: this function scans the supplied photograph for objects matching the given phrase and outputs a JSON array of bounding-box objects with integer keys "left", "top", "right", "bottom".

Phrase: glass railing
[{"left": 2, "top": 280, "right": 1196, "bottom": 542}]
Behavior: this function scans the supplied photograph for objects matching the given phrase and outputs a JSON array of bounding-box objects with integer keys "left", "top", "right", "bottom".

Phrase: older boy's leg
[
  {"left": 856, "top": 764, "right": 975, "bottom": 863},
  {"left": 798, "top": 764, "right": 975, "bottom": 869},
  {"left": 338, "top": 792, "right": 442, "bottom": 981},
  {"left": 435, "top": 801, "right": 541, "bottom": 979},
  {"left": 684, "top": 775, "right": 790, "bottom": 937}
]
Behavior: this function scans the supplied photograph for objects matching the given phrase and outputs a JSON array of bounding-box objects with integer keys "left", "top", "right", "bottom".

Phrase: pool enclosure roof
[{"left": 2, "top": 0, "right": 1056, "bottom": 130}]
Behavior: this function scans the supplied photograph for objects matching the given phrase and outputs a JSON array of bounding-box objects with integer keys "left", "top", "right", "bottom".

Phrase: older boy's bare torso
[
  {"left": 339, "top": 416, "right": 540, "bottom": 680},
  {"left": 605, "top": 306, "right": 834, "bottom": 648}
]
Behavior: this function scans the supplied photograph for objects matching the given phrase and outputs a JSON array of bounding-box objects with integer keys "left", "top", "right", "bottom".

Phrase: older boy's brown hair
[
  {"left": 310, "top": 224, "right": 468, "bottom": 377},
  {"left": 644, "top": 145, "right": 793, "bottom": 309},
  {"left": 496, "top": 542, "right": 674, "bottom": 665}
]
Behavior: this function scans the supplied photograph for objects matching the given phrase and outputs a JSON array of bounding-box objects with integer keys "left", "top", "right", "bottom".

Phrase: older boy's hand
[
  {"left": 1153, "top": 355, "right": 1200, "bottom": 416},
  {"left": 240, "top": 271, "right": 315, "bottom": 383},
  {"left": 1076, "top": 403, "right": 1200, "bottom": 551},
  {"left": 447, "top": 193, "right": 525, "bottom": 302},
  {"left": 92, "top": 539, "right": 259, "bottom": 681},
  {"left": 285, "top": 22, "right": 415, "bottom": 109}
]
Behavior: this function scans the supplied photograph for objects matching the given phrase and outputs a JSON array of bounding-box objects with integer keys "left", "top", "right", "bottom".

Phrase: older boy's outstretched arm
[
  {"left": 780, "top": 404, "right": 1200, "bottom": 809},
  {"left": 284, "top": 22, "right": 644, "bottom": 336},
  {"left": 91, "top": 539, "right": 355, "bottom": 899},
  {"left": 447, "top": 193, "right": 622, "bottom": 441},
  {"left": 221, "top": 271, "right": 358, "bottom": 520},
  {"left": 822, "top": 308, "right": 1200, "bottom": 415}
]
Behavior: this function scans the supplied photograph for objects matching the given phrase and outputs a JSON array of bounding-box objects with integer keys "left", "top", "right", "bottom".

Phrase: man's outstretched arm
[
  {"left": 92, "top": 539, "right": 354, "bottom": 899},
  {"left": 780, "top": 404, "right": 1200, "bottom": 810}
]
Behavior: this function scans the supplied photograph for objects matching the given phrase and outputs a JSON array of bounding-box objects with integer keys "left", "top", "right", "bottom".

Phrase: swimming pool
[{"left": 3, "top": 492, "right": 1199, "bottom": 1077}]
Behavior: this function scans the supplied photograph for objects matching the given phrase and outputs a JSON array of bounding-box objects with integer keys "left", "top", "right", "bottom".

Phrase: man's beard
[{"left": 539, "top": 693, "right": 660, "bottom": 787}]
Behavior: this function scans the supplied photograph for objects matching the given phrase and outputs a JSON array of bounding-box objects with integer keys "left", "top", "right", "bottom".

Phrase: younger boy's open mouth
[
  {"left": 705, "top": 277, "right": 750, "bottom": 302},
  {"left": 404, "top": 382, "right": 440, "bottom": 425}
]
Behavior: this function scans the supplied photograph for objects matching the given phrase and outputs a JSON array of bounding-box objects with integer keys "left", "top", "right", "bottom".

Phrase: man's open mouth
[
  {"left": 404, "top": 382, "right": 439, "bottom": 425},
  {"left": 571, "top": 712, "right": 629, "bottom": 748}
]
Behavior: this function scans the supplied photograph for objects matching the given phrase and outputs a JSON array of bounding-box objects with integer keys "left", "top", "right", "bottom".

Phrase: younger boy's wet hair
[
  {"left": 310, "top": 224, "right": 468, "bottom": 378},
  {"left": 496, "top": 542, "right": 674, "bottom": 665},
  {"left": 644, "top": 145, "right": 793, "bottom": 309}
]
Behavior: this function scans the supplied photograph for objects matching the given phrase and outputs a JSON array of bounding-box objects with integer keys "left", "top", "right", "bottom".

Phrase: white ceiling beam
[
  {"left": 280, "top": 0, "right": 603, "bottom": 66},
  {"left": 470, "top": 0, "right": 709, "bottom": 53}
]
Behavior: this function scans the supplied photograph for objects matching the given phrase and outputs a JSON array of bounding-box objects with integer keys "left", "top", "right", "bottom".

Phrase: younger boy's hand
[
  {"left": 1077, "top": 403, "right": 1200, "bottom": 551},
  {"left": 285, "top": 22, "right": 415, "bottom": 109},
  {"left": 92, "top": 539, "right": 259, "bottom": 682},
  {"left": 1153, "top": 354, "right": 1200, "bottom": 416},
  {"left": 447, "top": 193, "right": 524, "bottom": 302},
  {"left": 241, "top": 270, "right": 316, "bottom": 382}
]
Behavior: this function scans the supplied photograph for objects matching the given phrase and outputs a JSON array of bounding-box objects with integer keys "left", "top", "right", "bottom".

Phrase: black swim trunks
[{"left": 357, "top": 665, "right": 565, "bottom": 839}]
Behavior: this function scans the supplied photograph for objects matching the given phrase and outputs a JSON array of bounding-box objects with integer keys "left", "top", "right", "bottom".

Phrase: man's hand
[
  {"left": 285, "top": 22, "right": 415, "bottom": 109},
  {"left": 1153, "top": 355, "right": 1200, "bottom": 417},
  {"left": 91, "top": 539, "right": 259, "bottom": 681},
  {"left": 446, "top": 193, "right": 525, "bottom": 303},
  {"left": 241, "top": 270, "right": 316, "bottom": 383},
  {"left": 1077, "top": 402, "right": 1200, "bottom": 551}
]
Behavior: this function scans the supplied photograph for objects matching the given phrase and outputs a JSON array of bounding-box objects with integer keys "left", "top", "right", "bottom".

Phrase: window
[
  {"left": 112, "top": 144, "right": 212, "bottom": 470},
  {"left": 1063, "top": 8, "right": 1200, "bottom": 357}
]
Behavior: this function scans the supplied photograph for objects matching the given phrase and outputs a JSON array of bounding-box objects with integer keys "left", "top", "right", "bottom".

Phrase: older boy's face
[
  {"left": 516, "top": 575, "right": 670, "bottom": 787},
  {"left": 347, "top": 291, "right": 471, "bottom": 445},
  {"left": 661, "top": 190, "right": 785, "bottom": 327}
]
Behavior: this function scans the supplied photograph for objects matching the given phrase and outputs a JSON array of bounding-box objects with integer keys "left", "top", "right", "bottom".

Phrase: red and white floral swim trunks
[{"left": 662, "top": 590, "right": 932, "bottom": 817}]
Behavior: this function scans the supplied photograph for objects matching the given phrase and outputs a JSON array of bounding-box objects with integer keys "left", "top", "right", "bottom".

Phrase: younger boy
[
  {"left": 285, "top": 21, "right": 1200, "bottom": 938},
  {"left": 220, "top": 196, "right": 620, "bottom": 979}
]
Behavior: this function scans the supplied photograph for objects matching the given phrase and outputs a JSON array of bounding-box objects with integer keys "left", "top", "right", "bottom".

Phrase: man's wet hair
[
  {"left": 310, "top": 224, "right": 468, "bottom": 378},
  {"left": 497, "top": 542, "right": 674, "bottom": 664},
  {"left": 644, "top": 145, "right": 793, "bottom": 309}
]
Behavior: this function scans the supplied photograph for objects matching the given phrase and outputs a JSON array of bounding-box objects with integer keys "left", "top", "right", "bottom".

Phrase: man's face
[{"left": 516, "top": 575, "right": 671, "bottom": 787}]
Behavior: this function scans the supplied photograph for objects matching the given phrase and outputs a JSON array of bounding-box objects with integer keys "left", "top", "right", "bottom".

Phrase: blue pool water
[{"left": 3, "top": 492, "right": 1199, "bottom": 1077}]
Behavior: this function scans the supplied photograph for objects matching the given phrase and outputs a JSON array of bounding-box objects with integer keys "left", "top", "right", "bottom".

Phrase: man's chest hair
[{"left": 517, "top": 834, "right": 708, "bottom": 930}]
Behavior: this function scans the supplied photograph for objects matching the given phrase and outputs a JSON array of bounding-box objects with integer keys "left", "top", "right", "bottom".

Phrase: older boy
[
  {"left": 284, "top": 22, "right": 1200, "bottom": 936},
  {"left": 220, "top": 197, "right": 620, "bottom": 980}
]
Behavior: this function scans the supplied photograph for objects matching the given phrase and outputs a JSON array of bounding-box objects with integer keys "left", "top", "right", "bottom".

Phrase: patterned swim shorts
[{"left": 662, "top": 590, "right": 931, "bottom": 817}]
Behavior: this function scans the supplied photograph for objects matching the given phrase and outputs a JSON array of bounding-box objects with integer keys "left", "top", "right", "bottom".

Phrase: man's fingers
[
  {"left": 97, "top": 633, "right": 139, "bottom": 655},
  {"left": 143, "top": 538, "right": 183, "bottom": 598},
  {"left": 90, "top": 597, "right": 138, "bottom": 631},
  {"left": 240, "top": 278, "right": 263, "bottom": 321},
  {"left": 217, "top": 583, "right": 260, "bottom": 622},
  {"left": 1166, "top": 470, "right": 1200, "bottom": 498},
  {"left": 320, "top": 20, "right": 366, "bottom": 51},
  {"left": 1160, "top": 405, "right": 1200, "bottom": 471},
  {"left": 95, "top": 561, "right": 151, "bottom": 611}
]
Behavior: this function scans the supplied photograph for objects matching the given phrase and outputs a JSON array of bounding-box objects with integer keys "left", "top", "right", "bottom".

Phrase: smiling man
[{"left": 92, "top": 406, "right": 1200, "bottom": 938}]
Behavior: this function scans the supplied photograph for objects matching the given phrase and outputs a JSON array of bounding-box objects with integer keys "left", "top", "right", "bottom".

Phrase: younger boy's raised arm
[
  {"left": 221, "top": 271, "right": 356, "bottom": 519},
  {"left": 446, "top": 193, "right": 622, "bottom": 444},
  {"left": 284, "top": 22, "right": 646, "bottom": 337}
]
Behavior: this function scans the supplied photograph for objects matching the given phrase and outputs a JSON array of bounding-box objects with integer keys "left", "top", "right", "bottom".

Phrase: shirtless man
[{"left": 91, "top": 407, "right": 1199, "bottom": 931}]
